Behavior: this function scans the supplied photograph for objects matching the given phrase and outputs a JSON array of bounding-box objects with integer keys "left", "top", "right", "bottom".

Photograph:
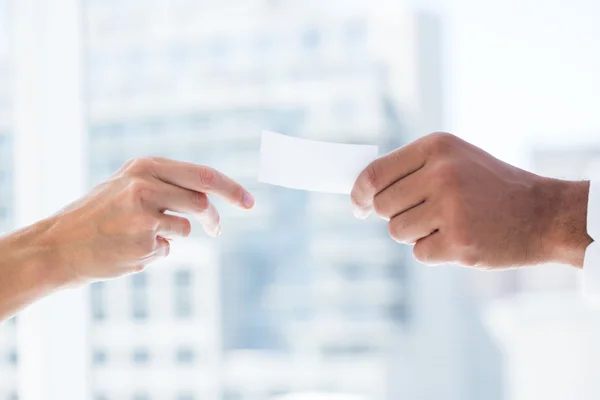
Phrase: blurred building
[
  {"left": 0, "top": 1, "right": 503, "bottom": 400},
  {"left": 0, "top": 0, "right": 16, "bottom": 399},
  {"left": 82, "top": 1, "right": 430, "bottom": 399},
  {"left": 0, "top": 316, "right": 17, "bottom": 400},
  {"left": 89, "top": 240, "right": 223, "bottom": 400},
  {"left": 83, "top": 1, "right": 417, "bottom": 399},
  {"left": 0, "top": 0, "right": 12, "bottom": 235}
]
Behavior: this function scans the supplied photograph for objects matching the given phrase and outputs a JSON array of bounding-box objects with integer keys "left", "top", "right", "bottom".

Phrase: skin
[
  {"left": 351, "top": 132, "right": 593, "bottom": 269},
  {"left": 0, "top": 133, "right": 594, "bottom": 322},
  {"left": 0, "top": 157, "right": 254, "bottom": 321}
]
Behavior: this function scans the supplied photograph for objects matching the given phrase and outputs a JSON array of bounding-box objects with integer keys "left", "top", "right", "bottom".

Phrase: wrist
[
  {"left": 0, "top": 219, "right": 72, "bottom": 318},
  {"left": 536, "top": 177, "right": 593, "bottom": 268},
  {"left": 10, "top": 219, "right": 74, "bottom": 291}
]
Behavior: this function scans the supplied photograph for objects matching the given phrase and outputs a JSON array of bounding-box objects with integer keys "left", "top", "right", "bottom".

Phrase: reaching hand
[{"left": 42, "top": 157, "right": 254, "bottom": 284}]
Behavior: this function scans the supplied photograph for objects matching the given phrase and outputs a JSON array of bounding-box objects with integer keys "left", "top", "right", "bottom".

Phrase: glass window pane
[
  {"left": 131, "top": 273, "right": 148, "bottom": 321},
  {"left": 175, "top": 347, "right": 195, "bottom": 365},
  {"left": 174, "top": 269, "right": 192, "bottom": 318},
  {"left": 132, "top": 348, "right": 150, "bottom": 365},
  {"left": 90, "top": 282, "right": 107, "bottom": 321}
]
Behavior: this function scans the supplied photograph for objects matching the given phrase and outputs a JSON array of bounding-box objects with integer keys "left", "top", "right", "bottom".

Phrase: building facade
[
  {"left": 0, "top": 1, "right": 503, "bottom": 400},
  {"left": 0, "top": 0, "right": 16, "bottom": 399},
  {"left": 82, "top": 1, "right": 429, "bottom": 399}
]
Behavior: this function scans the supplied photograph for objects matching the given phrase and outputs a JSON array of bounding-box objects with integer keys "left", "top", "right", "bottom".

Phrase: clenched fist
[{"left": 351, "top": 133, "right": 592, "bottom": 269}]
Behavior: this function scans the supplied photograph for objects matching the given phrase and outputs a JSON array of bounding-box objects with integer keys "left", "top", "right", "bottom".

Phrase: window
[
  {"left": 332, "top": 99, "right": 357, "bottom": 120},
  {"left": 341, "top": 263, "right": 364, "bottom": 281},
  {"left": 127, "top": 119, "right": 166, "bottom": 137},
  {"left": 131, "top": 273, "right": 148, "bottom": 321},
  {"left": 132, "top": 348, "right": 150, "bottom": 365},
  {"left": 124, "top": 48, "right": 147, "bottom": 71},
  {"left": 222, "top": 390, "right": 242, "bottom": 400},
  {"left": 90, "top": 123, "right": 124, "bottom": 138},
  {"left": 301, "top": 27, "right": 320, "bottom": 51},
  {"left": 254, "top": 33, "right": 274, "bottom": 58},
  {"left": 386, "top": 263, "right": 406, "bottom": 281},
  {"left": 345, "top": 19, "right": 366, "bottom": 47},
  {"left": 7, "top": 349, "right": 17, "bottom": 365},
  {"left": 174, "top": 269, "right": 192, "bottom": 318},
  {"left": 90, "top": 282, "right": 106, "bottom": 321},
  {"left": 341, "top": 303, "right": 377, "bottom": 322},
  {"left": 321, "top": 343, "right": 376, "bottom": 357},
  {"left": 387, "top": 303, "right": 408, "bottom": 324},
  {"left": 92, "top": 349, "right": 107, "bottom": 366},
  {"left": 268, "top": 388, "right": 290, "bottom": 398},
  {"left": 175, "top": 347, "right": 195, "bottom": 365},
  {"left": 209, "top": 37, "right": 230, "bottom": 62},
  {"left": 167, "top": 43, "right": 190, "bottom": 66}
]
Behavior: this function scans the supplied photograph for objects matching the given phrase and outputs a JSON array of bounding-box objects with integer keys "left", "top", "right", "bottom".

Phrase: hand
[
  {"left": 38, "top": 157, "right": 254, "bottom": 284},
  {"left": 351, "top": 133, "right": 592, "bottom": 269}
]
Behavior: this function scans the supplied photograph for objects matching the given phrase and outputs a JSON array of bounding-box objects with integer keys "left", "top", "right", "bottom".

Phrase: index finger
[
  {"left": 150, "top": 158, "right": 255, "bottom": 209},
  {"left": 351, "top": 140, "right": 425, "bottom": 219}
]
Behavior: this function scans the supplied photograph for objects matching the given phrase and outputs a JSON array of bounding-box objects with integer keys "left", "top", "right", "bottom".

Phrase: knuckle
[
  {"left": 434, "top": 160, "right": 460, "bottom": 186},
  {"left": 123, "top": 157, "right": 156, "bottom": 175},
  {"left": 191, "top": 191, "right": 209, "bottom": 212},
  {"left": 180, "top": 218, "right": 192, "bottom": 237},
  {"left": 426, "top": 132, "right": 458, "bottom": 155},
  {"left": 388, "top": 219, "right": 407, "bottom": 243},
  {"left": 133, "top": 214, "right": 159, "bottom": 232},
  {"left": 233, "top": 185, "right": 245, "bottom": 204},
  {"left": 458, "top": 251, "right": 480, "bottom": 267},
  {"left": 352, "top": 164, "right": 378, "bottom": 208},
  {"left": 199, "top": 167, "right": 217, "bottom": 187},
  {"left": 450, "top": 229, "right": 479, "bottom": 267},
  {"left": 363, "top": 163, "right": 379, "bottom": 193},
  {"left": 372, "top": 197, "right": 387, "bottom": 219},
  {"left": 429, "top": 162, "right": 462, "bottom": 195},
  {"left": 124, "top": 178, "right": 153, "bottom": 203},
  {"left": 413, "top": 241, "right": 435, "bottom": 265},
  {"left": 350, "top": 191, "right": 366, "bottom": 209}
]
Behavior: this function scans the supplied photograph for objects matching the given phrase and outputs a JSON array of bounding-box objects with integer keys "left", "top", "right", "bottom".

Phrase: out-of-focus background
[{"left": 1, "top": 0, "right": 600, "bottom": 399}]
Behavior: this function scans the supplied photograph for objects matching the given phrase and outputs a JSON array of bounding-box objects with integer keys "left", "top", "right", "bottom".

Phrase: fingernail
[
  {"left": 242, "top": 192, "right": 255, "bottom": 209},
  {"left": 352, "top": 206, "right": 371, "bottom": 220},
  {"left": 215, "top": 225, "right": 222, "bottom": 237}
]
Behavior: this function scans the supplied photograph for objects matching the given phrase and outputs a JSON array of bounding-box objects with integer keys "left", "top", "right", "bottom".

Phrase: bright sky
[{"left": 414, "top": 0, "right": 600, "bottom": 168}]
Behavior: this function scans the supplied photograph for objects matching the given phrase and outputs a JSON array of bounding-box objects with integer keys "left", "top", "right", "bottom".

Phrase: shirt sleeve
[{"left": 583, "top": 181, "right": 600, "bottom": 304}]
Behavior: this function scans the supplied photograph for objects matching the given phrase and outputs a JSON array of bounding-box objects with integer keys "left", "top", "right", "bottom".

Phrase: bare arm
[{"left": 0, "top": 157, "right": 254, "bottom": 321}]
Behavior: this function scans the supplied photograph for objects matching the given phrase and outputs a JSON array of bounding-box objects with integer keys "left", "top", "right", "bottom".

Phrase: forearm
[
  {"left": 0, "top": 220, "right": 69, "bottom": 321},
  {"left": 538, "top": 178, "right": 593, "bottom": 268}
]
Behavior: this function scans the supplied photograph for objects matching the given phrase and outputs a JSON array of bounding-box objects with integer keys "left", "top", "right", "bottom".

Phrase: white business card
[{"left": 258, "top": 130, "right": 378, "bottom": 194}]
